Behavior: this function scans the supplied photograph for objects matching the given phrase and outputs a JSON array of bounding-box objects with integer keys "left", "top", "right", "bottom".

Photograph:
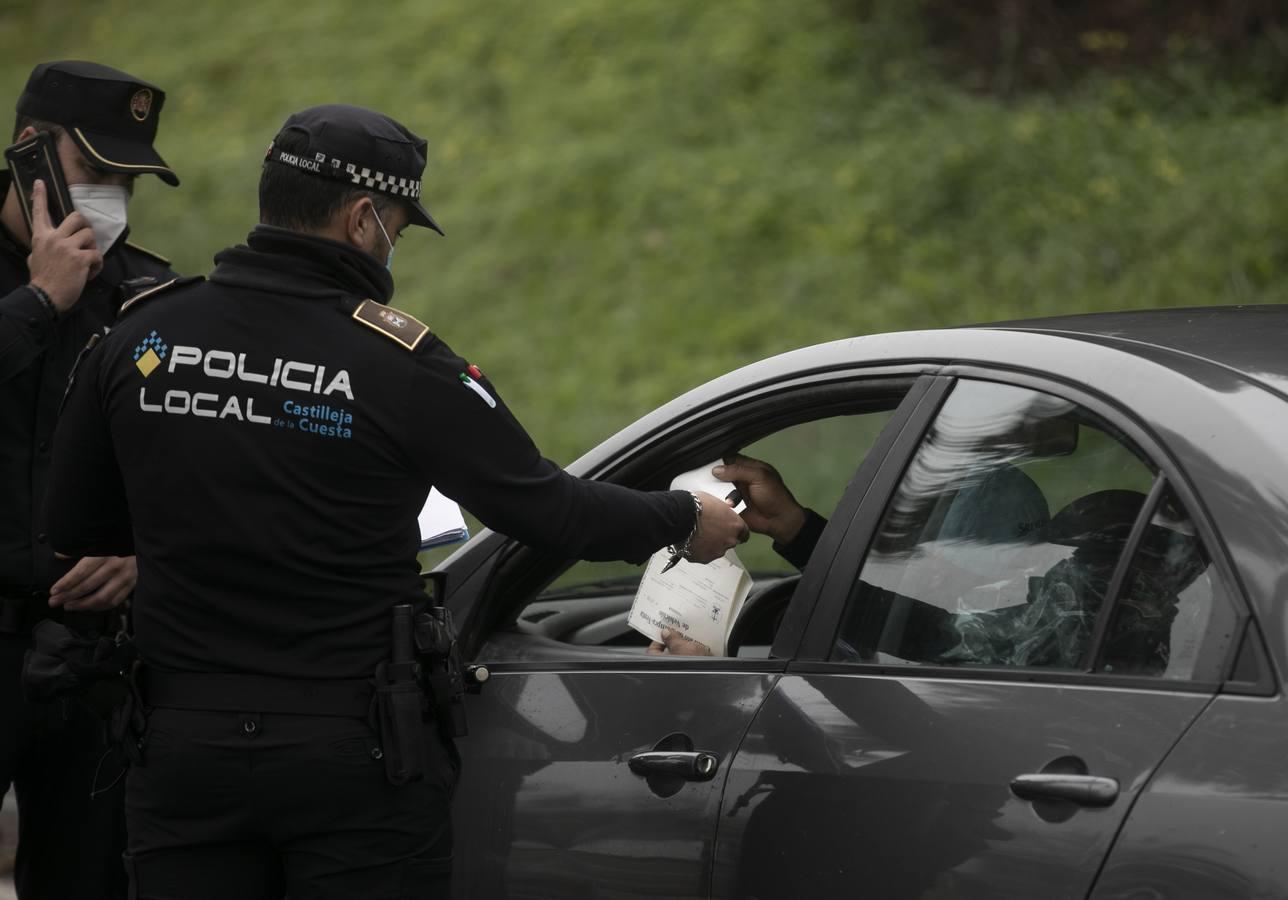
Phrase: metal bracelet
[{"left": 667, "top": 492, "right": 703, "bottom": 560}]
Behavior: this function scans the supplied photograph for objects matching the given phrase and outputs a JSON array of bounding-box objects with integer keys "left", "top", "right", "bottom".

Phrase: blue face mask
[{"left": 370, "top": 206, "right": 395, "bottom": 272}]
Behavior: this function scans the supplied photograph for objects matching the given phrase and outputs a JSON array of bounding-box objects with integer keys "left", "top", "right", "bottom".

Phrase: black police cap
[
  {"left": 265, "top": 104, "right": 443, "bottom": 235},
  {"left": 17, "top": 60, "right": 178, "bottom": 186}
]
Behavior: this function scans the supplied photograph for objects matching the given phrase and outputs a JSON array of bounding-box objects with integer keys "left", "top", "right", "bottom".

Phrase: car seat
[{"left": 938, "top": 461, "right": 1051, "bottom": 548}]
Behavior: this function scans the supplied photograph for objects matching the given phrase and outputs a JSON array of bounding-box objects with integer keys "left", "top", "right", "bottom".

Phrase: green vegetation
[{"left": 2, "top": 0, "right": 1285, "bottom": 469}]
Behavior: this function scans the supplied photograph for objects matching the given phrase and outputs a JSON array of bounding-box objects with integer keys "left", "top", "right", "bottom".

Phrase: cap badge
[
  {"left": 379, "top": 309, "right": 407, "bottom": 329},
  {"left": 130, "top": 88, "right": 153, "bottom": 122}
]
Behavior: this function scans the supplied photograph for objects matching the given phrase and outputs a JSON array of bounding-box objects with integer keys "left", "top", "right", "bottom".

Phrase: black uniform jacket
[
  {"left": 0, "top": 171, "right": 175, "bottom": 595},
  {"left": 46, "top": 226, "right": 693, "bottom": 679}
]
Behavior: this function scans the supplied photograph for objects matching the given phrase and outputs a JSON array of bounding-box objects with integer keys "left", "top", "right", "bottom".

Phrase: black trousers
[
  {"left": 0, "top": 631, "right": 129, "bottom": 900},
  {"left": 125, "top": 707, "right": 456, "bottom": 900}
]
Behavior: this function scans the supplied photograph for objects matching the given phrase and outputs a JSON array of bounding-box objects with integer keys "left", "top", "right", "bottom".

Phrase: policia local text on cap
[
  {"left": 44, "top": 103, "right": 748, "bottom": 897},
  {"left": 0, "top": 60, "right": 180, "bottom": 900}
]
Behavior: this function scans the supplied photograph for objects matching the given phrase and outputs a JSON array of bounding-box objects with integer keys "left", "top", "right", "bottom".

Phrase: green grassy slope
[{"left": 2, "top": 1, "right": 1284, "bottom": 462}]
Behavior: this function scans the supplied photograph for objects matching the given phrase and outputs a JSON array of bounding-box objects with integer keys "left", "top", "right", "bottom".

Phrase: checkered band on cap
[
  {"left": 266, "top": 143, "right": 422, "bottom": 199},
  {"left": 346, "top": 164, "right": 422, "bottom": 199}
]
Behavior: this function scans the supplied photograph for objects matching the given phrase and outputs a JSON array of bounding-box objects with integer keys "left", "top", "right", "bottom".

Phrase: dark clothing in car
[
  {"left": 772, "top": 508, "right": 829, "bottom": 572},
  {"left": 784, "top": 508, "right": 1182, "bottom": 672},
  {"left": 0, "top": 176, "right": 175, "bottom": 899},
  {"left": 45, "top": 226, "right": 695, "bottom": 894}
]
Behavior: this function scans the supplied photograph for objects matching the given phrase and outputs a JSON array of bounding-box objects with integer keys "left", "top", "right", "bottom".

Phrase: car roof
[{"left": 981, "top": 305, "right": 1288, "bottom": 397}]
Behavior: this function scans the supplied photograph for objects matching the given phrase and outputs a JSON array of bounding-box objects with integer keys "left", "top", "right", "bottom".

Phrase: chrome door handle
[
  {"left": 629, "top": 750, "right": 720, "bottom": 782},
  {"left": 1010, "top": 773, "right": 1119, "bottom": 807}
]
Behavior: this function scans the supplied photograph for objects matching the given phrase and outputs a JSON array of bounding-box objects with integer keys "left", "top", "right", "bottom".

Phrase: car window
[
  {"left": 832, "top": 379, "right": 1158, "bottom": 670},
  {"left": 732, "top": 411, "right": 896, "bottom": 572},
  {"left": 505, "top": 409, "right": 897, "bottom": 655},
  {"left": 1096, "top": 485, "right": 1218, "bottom": 680}
]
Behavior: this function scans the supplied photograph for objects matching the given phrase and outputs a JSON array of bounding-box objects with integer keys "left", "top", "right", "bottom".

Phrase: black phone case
[{"left": 4, "top": 131, "right": 75, "bottom": 230}]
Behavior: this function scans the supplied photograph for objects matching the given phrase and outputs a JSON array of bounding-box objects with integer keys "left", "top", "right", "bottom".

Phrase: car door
[
  {"left": 442, "top": 370, "right": 932, "bottom": 900},
  {"left": 712, "top": 373, "right": 1243, "bottom": 900}
]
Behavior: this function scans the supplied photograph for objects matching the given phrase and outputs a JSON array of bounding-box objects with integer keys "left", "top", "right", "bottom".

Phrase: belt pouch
[{"left": 374, "top": 660, "right": 426, "bottom": 785}]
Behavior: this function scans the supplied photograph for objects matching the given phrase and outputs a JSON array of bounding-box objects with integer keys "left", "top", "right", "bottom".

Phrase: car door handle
[
  {"left": 629, "top": 751, "right": 721, "bottom": 782},
  {"left": 1010, "top": 773, "right": 1120, "bottom": 807}
]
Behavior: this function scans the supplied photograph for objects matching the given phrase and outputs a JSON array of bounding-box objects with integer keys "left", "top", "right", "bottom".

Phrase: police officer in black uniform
[
  {"left": 0, "top": 61, "right": 179, "bottom": 899},
  {"left": 45, "top": 104, "right": 747, "bottom": 899}
]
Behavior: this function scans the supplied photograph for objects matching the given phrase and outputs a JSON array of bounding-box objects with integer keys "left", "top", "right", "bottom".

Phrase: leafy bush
[
  {"left": 2, "top": 0, "right": 1283, "bottom": 468},
  {"left": 916, "top": 0, "right": 1288, "bottom": 96}
]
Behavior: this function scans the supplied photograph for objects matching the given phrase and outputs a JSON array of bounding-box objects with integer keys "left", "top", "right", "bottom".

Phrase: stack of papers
[
  {"left": 418, "top": 488, "right": 470, "bottom": 550},
  {"left": 627, "top": 461, "right": 752, "bottom": 655}
]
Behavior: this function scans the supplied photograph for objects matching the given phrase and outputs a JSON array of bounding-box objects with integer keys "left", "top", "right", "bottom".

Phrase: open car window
[
  {"left": 475, "top": 386, "right": 911, "bottom": 663},
  {"left": 541, "top": 412, "right": 895, "bottom": 592}
]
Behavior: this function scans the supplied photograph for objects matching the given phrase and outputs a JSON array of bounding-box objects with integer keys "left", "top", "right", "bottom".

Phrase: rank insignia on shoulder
[
  {"left": 117, "top": 275, "right": 203, "bottom": 318},
  {"left": 119, "top": 275, "right": 159, "bottom": 301},
  {"left": 352, "top": 299, "right": 429, "bottom": 351}
]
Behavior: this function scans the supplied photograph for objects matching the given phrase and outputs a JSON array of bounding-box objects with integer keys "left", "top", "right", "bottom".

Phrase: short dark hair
[
  {"left": 12, "top": 115, "right": 63, "bottom": 142},
  {"left": 258, "top": 127, "right": 401, "bottom": 231}
]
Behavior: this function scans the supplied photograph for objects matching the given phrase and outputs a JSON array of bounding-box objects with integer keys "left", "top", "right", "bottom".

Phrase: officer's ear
[
  {"left": 343, "top": 196, "right": 379, "bottom": 252},
  {"left": 13, "top": 125, "right": 38, "bottom": 143}
]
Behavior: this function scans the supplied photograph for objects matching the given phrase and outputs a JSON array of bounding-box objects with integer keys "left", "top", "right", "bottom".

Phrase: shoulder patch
[
  {"left": 124, "top": 241, "right": 171, "bottom": 266},
  {"left": 351, "top": 299, "right": 429, "bottom": 350},
  {"left": 118, "top": 275, "right": 204, "bottom": 318}
]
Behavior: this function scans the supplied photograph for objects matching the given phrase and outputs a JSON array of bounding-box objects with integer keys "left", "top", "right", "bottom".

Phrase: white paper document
[
  {"left": 628, "top": 549, "right": 751, "bottom": 655},
  {"left": 668, "top": 461, "right": 747, "bottom": 513},
  {"left": 626, "top": 460, "right": 752, "bottom": 654},
  {"left": 418, "top": 488, "right": 469, "bottom": 550}
]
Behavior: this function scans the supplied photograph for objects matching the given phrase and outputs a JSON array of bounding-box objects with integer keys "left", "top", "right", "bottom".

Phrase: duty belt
[{"left": 140, "top": 670, "right": 373, "bottom": 718}]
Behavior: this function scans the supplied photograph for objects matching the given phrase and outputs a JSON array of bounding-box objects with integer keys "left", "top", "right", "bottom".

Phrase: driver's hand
[
  {"left": 713, "top": 455, "right": 807, "bottom": 544},
  {"left": 647, "top": 627, "right": 713, "bottom": 657}
]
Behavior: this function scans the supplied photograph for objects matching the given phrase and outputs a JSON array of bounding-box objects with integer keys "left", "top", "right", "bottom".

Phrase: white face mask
[{"left": 68, "top": 184, "right": 131, "bottom": 254}]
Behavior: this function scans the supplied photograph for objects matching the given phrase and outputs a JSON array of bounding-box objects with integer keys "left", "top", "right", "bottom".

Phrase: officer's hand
[
  {"left": 686, "top": 490, "right": 749, "bottom": 564},
  {"left": 49, "top": 555, "right": 136, "bottom": 611},
  {"left": 27, "top": 179, "right": 103, "bottom": 314},
  {"left": 647, "top": 627, "right": 714, "bottom": 657},
  {"left": 713, "top": 455, "right": 807, "bottom": 544}
]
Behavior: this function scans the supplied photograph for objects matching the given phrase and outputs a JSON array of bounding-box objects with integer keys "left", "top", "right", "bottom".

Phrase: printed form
[{"left": 627, "top": 461, "right": 752, "bottom": 654}]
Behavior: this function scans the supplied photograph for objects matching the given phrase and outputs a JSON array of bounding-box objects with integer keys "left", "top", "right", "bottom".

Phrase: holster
[
  {"left": 414, "top": 606, "right": 469, "bottom": 737},
  {"left": 374, "top": 605, "right": 427, "bottom": 785},
  {"left": 23, "top": 619, "right": 135, "bottom": 713},
  {"left": 22, "top": 619, "right": 145, "bottom": 764}
]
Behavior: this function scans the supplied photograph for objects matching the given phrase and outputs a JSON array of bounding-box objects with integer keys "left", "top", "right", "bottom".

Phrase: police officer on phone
[
  {"left": 0, "top": 61, "right": 179, "bottom": 899},
  {"left": 43, "top": 104, "right": 747, "bottom": 898}
]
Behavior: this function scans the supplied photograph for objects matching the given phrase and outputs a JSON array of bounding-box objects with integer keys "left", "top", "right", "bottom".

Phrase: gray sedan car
[{"left": 437, "top": 306, "right": 1283, "bottom": 899}]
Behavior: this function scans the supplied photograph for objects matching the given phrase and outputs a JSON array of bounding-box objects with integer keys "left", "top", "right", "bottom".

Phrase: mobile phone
[{"left": 4, "top": 131, "right": 75, "bottom": 231}]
